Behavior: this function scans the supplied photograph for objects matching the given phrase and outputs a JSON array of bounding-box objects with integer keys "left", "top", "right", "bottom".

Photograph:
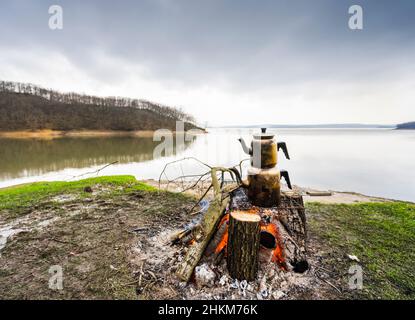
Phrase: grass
[
  {"left": 0, "top": 175, "right": 156, "bottom": 212},
  {"left": 306, "top": 202, "right": 415, "bottom": 299}
]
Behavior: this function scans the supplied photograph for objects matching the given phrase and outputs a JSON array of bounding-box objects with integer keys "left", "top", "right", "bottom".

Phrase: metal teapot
[
  {"left": 238, "top": 128, "right": 292, "bottom": 207},
  {"left": 247, "top": 167, "right": 292, "bottom": 207},
  {"left": 238, "top": 128, "right": 290, "bottom": 169}
]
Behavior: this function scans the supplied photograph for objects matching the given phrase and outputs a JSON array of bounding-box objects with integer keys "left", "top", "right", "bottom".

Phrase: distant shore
[{"left": 0, "top": 129, "right": 205, "bottom": 139}]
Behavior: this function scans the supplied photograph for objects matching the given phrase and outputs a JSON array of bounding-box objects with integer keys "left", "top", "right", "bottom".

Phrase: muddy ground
[{"left": 0, "top": 183, "right": 376, "bottom": 299}]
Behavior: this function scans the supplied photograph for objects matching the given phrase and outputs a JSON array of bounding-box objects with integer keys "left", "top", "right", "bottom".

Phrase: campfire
[
  {"left": 207, "top": 187, "right": 307, "bottom": 271},
  {"left": 204, "top": 187, "right": 307, "bottom": 280},
  {"left": 170, "top": 128, "right": 309, "bottom": 286}
]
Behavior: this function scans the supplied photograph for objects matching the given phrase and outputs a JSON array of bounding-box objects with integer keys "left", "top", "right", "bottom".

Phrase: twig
[
  {"left": 158, "top": 157, "right": 213, "bottom": 187},
  {"left": 187, "top": 184, "right": 213, "bottom": 215},
  {"left": 121, "top": 260, "right": 146, "bottom": 287},
  {"left": 315, "top": 271, "right": 342, "bottom": 294},
  {"left": 71, "top": 161, "right": 119, "bottom": 179},
  {"left": 180, "top": 172, "right": 211, "bottom": 193},
  {"left": 139, "top": 261, "right": 144, "bottom": 287},
  {"left": 179, "top": 163, "right": 185, "bottom": 190},
  {"left": 236, "top": 158, "right": 249, "bottom": 176},
  {"left": 83, "top": 217, "right": 114, "bottom": 224},
  {"left": 120, "top": 279, "right": 141, "bottom": 287},
  {"left": 129, "top": 227, "right": 149, "bottom": 233},
  {"left": 312, "top": 264, "right": 333, "bottom": 274},
  {"left": 95, "top": 228, "right": 112, "bottom": 234},
  {"left": 48, "top": 237, "right": 78, "bottom": 246}
]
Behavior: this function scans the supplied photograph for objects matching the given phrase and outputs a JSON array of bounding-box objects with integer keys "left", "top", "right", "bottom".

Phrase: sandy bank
[
  {"left": 0, "top": 129, "right": 172, "bottom": 139},
  {"left": 143, "top": 179, "right": 397, "bottom": 205}
]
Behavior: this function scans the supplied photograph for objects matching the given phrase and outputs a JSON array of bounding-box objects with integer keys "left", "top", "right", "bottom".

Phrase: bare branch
[{"left": 71, "top": 161, "right": 119, "bottom": 179}]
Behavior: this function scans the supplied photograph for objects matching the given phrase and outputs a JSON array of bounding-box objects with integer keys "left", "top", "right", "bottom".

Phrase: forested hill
[
  {"left": 0, "top": 80, "right": 198, "bottom": 131},
  {"left": 396, "top": 122, "right": 415, "bottom": 130}
]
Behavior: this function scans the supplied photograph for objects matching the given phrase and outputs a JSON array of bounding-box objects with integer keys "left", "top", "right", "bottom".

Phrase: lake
[{"left": 0, "top": 128, "right": 414, "bottom": 202}]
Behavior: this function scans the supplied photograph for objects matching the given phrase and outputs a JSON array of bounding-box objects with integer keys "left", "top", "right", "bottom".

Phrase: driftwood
[{"left": 227, "top": 211, "right": 261, "bottom": 281}]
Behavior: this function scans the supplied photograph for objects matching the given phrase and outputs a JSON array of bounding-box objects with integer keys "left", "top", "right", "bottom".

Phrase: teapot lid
[{"left": 253, "top": 128, "right": 274, "bottom": 140}]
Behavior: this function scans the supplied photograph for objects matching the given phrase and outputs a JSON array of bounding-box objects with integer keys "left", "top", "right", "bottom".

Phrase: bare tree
[{"left": 0, "top": 80, "right": 197, "bottom": 124}]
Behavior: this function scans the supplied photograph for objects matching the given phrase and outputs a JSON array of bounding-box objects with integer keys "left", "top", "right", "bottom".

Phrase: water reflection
[
  {"left": 0, "top": 136, "right": 192, "bottom": 180},
  {"left": 0, "top": 129, "right": 414, "bottom": 202}
]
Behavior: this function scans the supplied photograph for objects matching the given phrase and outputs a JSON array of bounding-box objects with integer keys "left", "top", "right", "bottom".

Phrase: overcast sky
[{"left": 1, "top": 0, "right": 414, "bottom": 126}]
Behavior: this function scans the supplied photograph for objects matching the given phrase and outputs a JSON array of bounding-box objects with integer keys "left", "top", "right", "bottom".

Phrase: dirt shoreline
[
  {"left": 0, "top": 129, "right": 207, "bottom": 139},
  {"left": 0, "top": 130, "right": 158, "bottom": 139},
  {"left": 143, "top": 179, "right": 400, "bottom": 205}
]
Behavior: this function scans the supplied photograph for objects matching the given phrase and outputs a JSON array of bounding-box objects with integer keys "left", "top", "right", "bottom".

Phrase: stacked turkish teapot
[{"left": 238, "top": 128, "right": 292, "bottom": 207}]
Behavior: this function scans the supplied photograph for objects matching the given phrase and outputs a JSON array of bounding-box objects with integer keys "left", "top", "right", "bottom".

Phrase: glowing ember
[
  {"left": 260, "top": 223, "right": 287, "bottom": 270},
  {"left": 212, "top": 211, "right": 287, "bottom": 270},
  {"left": 214, "top": 215, "right": 229, "bottom": 254}
]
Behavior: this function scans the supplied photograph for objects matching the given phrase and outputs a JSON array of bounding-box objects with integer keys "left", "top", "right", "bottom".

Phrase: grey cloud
[
  {"left": 1, "top": 0, "right": 415, "bottom": 88},
  {"left": 0, "top": 0, "right": 415, "bottom": 125}
]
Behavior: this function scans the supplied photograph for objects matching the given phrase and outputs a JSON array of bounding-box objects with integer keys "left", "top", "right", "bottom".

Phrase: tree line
[
  {"left": 0, "top": 80, "right": 198, "bottom": 131},
  {"left": 396, "top": 122, "right": 415, "bottom": 130},
  {"left": 0, "top": 80, "right": 195, "bottom": 124}
]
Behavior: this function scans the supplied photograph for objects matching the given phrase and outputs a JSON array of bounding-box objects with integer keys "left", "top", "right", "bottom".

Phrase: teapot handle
[
  {"left": 280, "top": 170, "right": 292, "bottom": 189},
  {"left": 277, "top": 142, "right": 290, "bottom": 160}
]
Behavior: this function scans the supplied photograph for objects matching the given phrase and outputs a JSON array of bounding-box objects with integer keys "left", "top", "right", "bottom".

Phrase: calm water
[{"left": 0, "top": 128, "right": 414, "bottom": 202}]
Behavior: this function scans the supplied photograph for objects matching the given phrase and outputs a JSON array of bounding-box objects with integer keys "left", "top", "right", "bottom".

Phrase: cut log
[
  {"left": 227, "top": 211, "right": 261, "bottom": 281},
  {"left": 176, "top": 196, "right": 229, "bottom": 282}
]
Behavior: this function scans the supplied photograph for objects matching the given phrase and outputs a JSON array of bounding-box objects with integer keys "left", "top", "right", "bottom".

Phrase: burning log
[
  {"left": 260, "top": 223, "right": 287, "bottom": 270},
  {"left": 227, "top": 210, "right": 261, "bottom": 281},
  {"left": 176, "top": 168, "right": 233, "bottom": 282},
  {"left": 204, "top": 214, "right": 229, "bottom": 257},
  {"left": 175, "top": 196, "right": 229, "bottom": 282}
]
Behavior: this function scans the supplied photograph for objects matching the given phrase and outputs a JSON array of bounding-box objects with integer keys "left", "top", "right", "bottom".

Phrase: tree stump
[
  {"left": 229, "top": 188, "right": 308, "bottom": 273},
  {"left": 227, "top": 211, "right": 261, "bottom": 281}
]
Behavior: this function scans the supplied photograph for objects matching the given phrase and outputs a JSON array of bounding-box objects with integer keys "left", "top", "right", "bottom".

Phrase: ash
[
  {"left": 129, "top": 187, "right": 340, "bottom": 300},
  {"left": 130, "top": 223, "right": 319, "bottom": 300}
]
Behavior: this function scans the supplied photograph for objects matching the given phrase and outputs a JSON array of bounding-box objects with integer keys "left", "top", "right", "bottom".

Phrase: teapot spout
[{"left": 238, "top": 138, "right": 252, "bottom": 155}]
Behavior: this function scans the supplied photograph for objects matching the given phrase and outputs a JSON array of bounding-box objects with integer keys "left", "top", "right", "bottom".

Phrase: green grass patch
[
  {"left": 306, "top": 202, "right": 415, "bottom": 299},
  {"left": 0, "top": 175, "right": 156, "bottom": 211}
]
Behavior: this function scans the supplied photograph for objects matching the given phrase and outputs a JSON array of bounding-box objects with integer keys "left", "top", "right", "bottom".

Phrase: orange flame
[
  {"left": 212, "top": 211, "right": 287, "bottom": 271},
  {"left": 214, "top": 214, "right": 229, "bottom": 254},
  {"left": 214, "top": 210, "right": 258, "bottom": 255},
  {"left": 260, "top": 223, "right": 287, "bottom": 270}
]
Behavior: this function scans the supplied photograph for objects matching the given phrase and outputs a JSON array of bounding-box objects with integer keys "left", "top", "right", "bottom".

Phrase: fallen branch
[
  {"left": 176, "top": 168, "right": 231, "bottom": 282},
  {"left": 71, "top": 161, "right": 119, "bottom": 179}
]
